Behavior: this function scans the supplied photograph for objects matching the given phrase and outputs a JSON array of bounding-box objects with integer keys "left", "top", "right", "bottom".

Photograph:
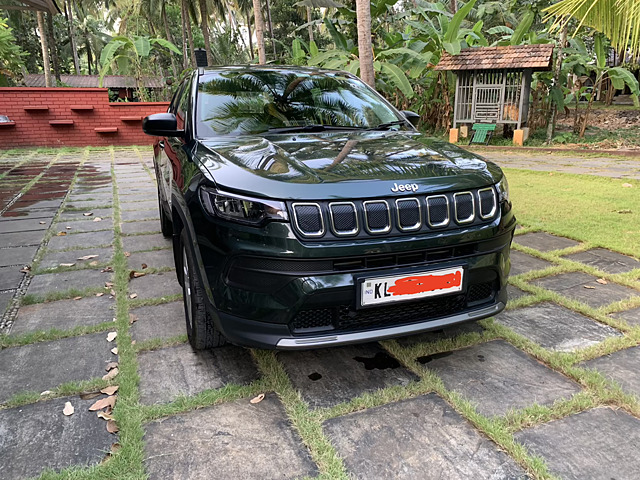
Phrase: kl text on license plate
[{"left": 361, "top": 267, "right": 464, "bottom": 307}]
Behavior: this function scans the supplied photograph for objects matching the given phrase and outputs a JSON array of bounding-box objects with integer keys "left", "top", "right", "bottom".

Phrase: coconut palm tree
[
  {"left": 355, "top": 0, "right": 374, "bottom": 87},
  {"left": 252, "top": 0, "right": 266, "bottom": 63},
  {"left": 544, "top": 0, "right": 640, "bottom": 58}
]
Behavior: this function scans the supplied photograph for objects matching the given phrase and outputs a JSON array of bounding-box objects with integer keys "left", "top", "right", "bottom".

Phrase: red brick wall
[{"left": 0, "top": 88, "right": 170, "bottom": 148}]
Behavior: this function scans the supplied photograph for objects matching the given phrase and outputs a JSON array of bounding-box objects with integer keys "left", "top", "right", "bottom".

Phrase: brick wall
[{"left": 0, "top": 88, "right": 170, "bottom": 148}]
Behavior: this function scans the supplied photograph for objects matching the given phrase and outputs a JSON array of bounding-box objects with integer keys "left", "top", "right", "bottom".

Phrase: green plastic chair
[{"left": 469, "top": 123, "right": 496, "bottom": 145}]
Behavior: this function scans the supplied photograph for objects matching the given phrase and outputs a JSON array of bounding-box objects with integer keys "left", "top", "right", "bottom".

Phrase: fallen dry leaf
[
  {"left": 250, "top": 393, "right": 265, "bottom": 404},
  {"left": 584, "top": 285, "right": 596, "bottom": 289},
  {"left": 40, "top": 390, "right": 52, "bottom": 396},
  {"left": 111, "top": 442, "right": 121, "bottom": 454},
  {"left": 124, "top": 252, "right": 131, "bottom": 257},
  {"left": 106, "top": 331, "right": 117, "bottom": 342},
  {"left": 102, "top": 367, "right": 119, "bottom": 381},
  {"left": 129, "top": 271, "right": 145, "bottom": 279},
  {"left": 596, "top": 278, "right": 608, "bottom": 285},
  {"left": 129, "top": 314, "right": 138, "bottom": 325},
  {"left": 102, "top": 267, "right": 114, "bottom": 273},
  {"left": 83, "top": 212, "right": 93, "bottom": 216},
  {"left": 78, "top": 255, "right": 99, "bottom": 261},
  {"left": 97, "top": 411, "right": 114, "bottom": 421},
  {"left": 618, "top": 209, "right": 633, "bottom": 214},
  {"left": 110, "top": 289, "right": 116, "bottom": 296},
  {"left": 63, "top": 401, "right": 75, "bottom": 416},
  {"left": 96, "top": 292, "right": 104, "bottom": 297},
  {"left": 131, "top": 340, "right": 136, "bottom": 345},
  {"left": 60, "top": 263, "right": 75, "bottom": 267},
  {"left": 89, "top": 395, "right": 116, "bottom": 412},
  {"left": 105, "top": 282, "right": 114, "bottom": 288},
  {"left": 105, "top": 361, "right": 119, "bottom": 372},
  {"left": 622, "top": 183, "right": 633, "bottom": 188},
  {"left": 111, "top": 347, "right": 118, "bottom": 355},
  {"left": 56, "top": 231, "right": 67, "bottom": 236},
  {"left": 39, "top": 221, "right": 46, "bottom": 225},
  {"left": 66, "top": 226, "right": 72, "bottom": 230},
  {"left": 93, "top": 217, "right": 102, "bottom": 222},
  {"left": 89, "top": 261, "right": 98, "bottom": 266},
  {"left": 73, "top": 296, "right": 82, "bottom": 300},
  {"left": 20, "top": 266, "right": 30, "bottom": 273},
  {"left": 141, "top": 263, "right": 148, "bottom": 269},
  {"left": 129, "top": 293, "right": 138, "bottom": 299},
  {"left": 107, "top": 420, "right": 119, "bottom": 434},
  {"left": 101, "top": 385, "right": 119, "bottom": 395}
]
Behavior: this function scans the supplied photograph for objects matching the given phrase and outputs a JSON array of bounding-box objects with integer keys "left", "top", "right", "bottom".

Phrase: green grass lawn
[{"left": 506, "top": 168, "right": 640, "bottom": 257}]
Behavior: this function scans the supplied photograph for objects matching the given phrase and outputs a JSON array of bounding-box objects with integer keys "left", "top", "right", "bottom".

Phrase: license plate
[{"left": 360, "top": 266, "right": 464, "bottom": 307}]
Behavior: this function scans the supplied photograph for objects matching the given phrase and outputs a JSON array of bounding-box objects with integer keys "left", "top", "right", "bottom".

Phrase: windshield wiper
[
  {"left": 266, "top": 124, "right": 365, "bottom": 134},
  {"left": 367, "top": 120, "right": 407, "bottom": 131}
]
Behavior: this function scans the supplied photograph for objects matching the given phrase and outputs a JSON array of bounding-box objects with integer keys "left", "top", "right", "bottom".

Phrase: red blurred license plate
[{"left": 360, "top": 266, "right": 464, "bottom": 307}]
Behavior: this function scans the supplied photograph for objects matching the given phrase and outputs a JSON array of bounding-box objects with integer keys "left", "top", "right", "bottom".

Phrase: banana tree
[{"left": 99, "top": 35, "right": 181, "bottom": 100}]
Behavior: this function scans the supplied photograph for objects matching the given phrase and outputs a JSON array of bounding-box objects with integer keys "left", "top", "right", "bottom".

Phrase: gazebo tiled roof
[{"left": 435, "top": 44, "right": 554, "bottom": 71}]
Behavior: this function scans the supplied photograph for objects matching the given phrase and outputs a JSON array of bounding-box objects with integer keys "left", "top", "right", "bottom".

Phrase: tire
[
  {"left": 158, "top": 186, "right": 173, "bottom": 238},
  {"left": 180, "top": 230, "right": 226, "bottom": 350}
]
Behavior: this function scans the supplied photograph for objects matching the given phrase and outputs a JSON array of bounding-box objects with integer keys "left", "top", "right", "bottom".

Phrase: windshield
[{"left": 196, "top": 69, "right": 405, "bottom": 136}]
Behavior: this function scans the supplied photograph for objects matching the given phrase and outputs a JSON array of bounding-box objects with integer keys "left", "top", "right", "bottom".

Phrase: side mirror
[
  {"left": 401, "top": 110, "right": 420, "bottom": 128},
  {"left": 143, "top": 113, "right": 184, "bottom": 137}
]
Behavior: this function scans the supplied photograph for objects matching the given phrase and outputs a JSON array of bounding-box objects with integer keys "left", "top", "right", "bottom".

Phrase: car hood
[{"left": 196, "top": 130, "right": 503, "bottom": 200}]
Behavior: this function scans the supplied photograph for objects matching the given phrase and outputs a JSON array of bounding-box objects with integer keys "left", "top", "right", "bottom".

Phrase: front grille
[
  {"left": 396, "top": 198, "right": 421, "bottom": 231},
  {"left": 288, "top": 187, "right": 498, "bottom": 240},
  {"left": 329, "top": 202, "right": 358, "bottom": 235},
  {"left": 426, "top": 195, "right": 449, "bottom": 227},
  {"left": 363, "top": 200, "right": 391, "bottom": 233},
  {"left": 478, "top": 188, "right": 497, "bottom": 219},
  {"left": 454, "top": 192, "right": 475, "bottom": 224},
  {"left": 292, "top": 203, "right": 324, "bottom": 236}
]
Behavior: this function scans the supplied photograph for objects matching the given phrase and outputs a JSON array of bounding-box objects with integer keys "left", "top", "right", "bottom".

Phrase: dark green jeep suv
[{"left": 143, "top": 66, "right": 515, "bottom": 350}]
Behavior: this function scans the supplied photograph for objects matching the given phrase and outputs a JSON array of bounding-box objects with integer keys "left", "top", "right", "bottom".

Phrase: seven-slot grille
[{"left": 290, "top": 187, "right": 498, "bottom": 239}]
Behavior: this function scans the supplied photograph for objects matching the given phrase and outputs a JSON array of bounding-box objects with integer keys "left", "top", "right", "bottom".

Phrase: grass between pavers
[
  {"left": 0, "top": 321, "right": 115, "bottom": 349},
  {"left": 0, "top": 150, "right": 38, "bottom": 181}
]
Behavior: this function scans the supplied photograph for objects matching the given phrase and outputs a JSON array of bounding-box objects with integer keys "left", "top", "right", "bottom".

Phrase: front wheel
[{"left": 180, "top": 230, "right": 226, "bottom": 350}]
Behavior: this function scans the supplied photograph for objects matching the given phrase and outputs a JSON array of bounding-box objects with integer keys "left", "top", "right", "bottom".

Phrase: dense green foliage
[{"left": 1, "top": 0, "right": 638, "bottom": 138}]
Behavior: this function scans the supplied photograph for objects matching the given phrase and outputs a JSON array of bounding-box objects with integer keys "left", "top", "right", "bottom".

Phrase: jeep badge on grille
[{"left": 391, "top": 182, "right": 419, "bottom": 193}]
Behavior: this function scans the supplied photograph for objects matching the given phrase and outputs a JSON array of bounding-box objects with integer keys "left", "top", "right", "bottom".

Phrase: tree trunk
[
  {"left": 183, "top": 0, "right": 197, "bottom": 67},
  {"left": 198, "top": 0, "right": 215, "bottom": 66},
  {"left": 180, "top": 0, "right": 189, "bottom": 68},
  {"left": 355, "top": 0, "right": 375, "bottom": 88},
  {"left": 449, "top": 0, "right": 456, "bottom": 13},
  {"left": 580, "top": 73, "right": 600, "bottom": 137},
  {"left": 252, "top": 0, "right": 266, "bottom": 64},
  {"left": 545, "top": 24, "right": 567, "bottom": 144},
  {"left": 306, "top": 6, "right": 314, "bottom": 44},
  {"left": 65, "top": 0, "right": 80, "bottom": 74},
  {"left": 46, "top": 12, "right": 60, "bottom": 84},
  {"left": 86, "top": 39, "right": 93, "bottom": 75},
  {"left": 36, "top": 12, "right": 53, "bottom": 87},
  {"left": 246, "top": 12, "right": 254, "bottom": 59},
  {"left": 264, "top": 0, "right": 276, "bottom": 58},
  {"left": 162, "top": 5, "right": 179, "bottom": 77}
]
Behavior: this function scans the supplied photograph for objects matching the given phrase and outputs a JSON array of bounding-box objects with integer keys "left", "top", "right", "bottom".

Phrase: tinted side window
[
  {"left": 168, "top": 83, "right": 184, "bottom": 114},
  {"left": 176, "top": 81, "right": 191, "bottom": 131}
]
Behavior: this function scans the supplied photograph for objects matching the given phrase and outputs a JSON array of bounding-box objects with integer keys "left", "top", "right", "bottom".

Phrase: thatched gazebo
[{"left": 436, "top": 44, "right": 554, "bottom": 145}]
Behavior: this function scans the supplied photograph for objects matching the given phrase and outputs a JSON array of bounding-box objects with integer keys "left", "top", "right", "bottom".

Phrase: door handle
[{"left": 158, "top": 140, "right": 165, "bottom": 149}]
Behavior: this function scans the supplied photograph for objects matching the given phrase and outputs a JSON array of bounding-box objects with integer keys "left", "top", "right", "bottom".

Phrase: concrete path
[
  {"left": 0, "top": 147, "right": 639, "bottom": 479},
  {"left": 474, "top": 148, "right": 640, "bottom": 179}
]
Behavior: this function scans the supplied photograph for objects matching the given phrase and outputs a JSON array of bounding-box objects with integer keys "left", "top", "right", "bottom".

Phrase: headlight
[
  {"left": 199, "top": 187, "right": 288, "bottom": 225},
  {"left": 496, "top": 175, "right": 510, "bottom": 204}
]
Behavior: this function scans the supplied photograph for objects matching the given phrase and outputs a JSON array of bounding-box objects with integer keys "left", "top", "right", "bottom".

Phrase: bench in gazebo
[{"left": 435, "top": 44, "right": 554, "bottom": 146}]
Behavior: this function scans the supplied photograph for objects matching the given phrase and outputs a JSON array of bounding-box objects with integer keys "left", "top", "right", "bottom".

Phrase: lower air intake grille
[
  {"left": 467, "top": 281, "right": 496, "bottom": 304},
  {"left": 293, "top": 203, "right": 324, "bottom": 237},
  {"left": 364, "top": 201, "right": 391, "bottom": 233}
]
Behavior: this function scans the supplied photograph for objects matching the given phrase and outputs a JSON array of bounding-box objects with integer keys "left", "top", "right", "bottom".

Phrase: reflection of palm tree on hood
[{"left": 199, "top": 71, "right": 372, "bottom": 134}]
